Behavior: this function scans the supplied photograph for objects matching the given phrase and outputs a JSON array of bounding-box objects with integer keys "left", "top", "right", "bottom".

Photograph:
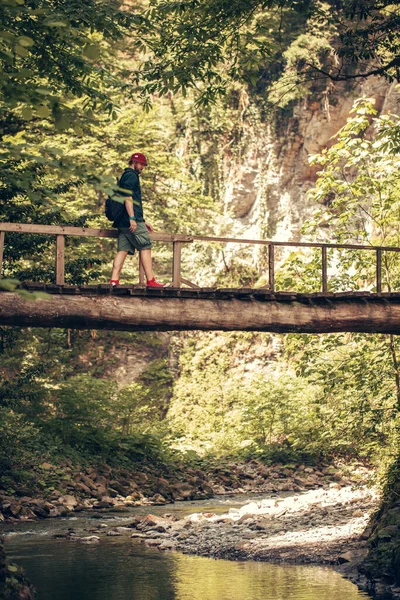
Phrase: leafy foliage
[
  {"left": 1, "top": 0, "right": 400, "bottom": 490},
  {"left": 137, "top": 0, "right": 400, "bottom": 106}
]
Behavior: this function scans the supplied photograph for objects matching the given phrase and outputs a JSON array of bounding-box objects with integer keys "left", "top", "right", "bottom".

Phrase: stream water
[{"left": 2, "top": 496, "right": 372, "bottom": 600}]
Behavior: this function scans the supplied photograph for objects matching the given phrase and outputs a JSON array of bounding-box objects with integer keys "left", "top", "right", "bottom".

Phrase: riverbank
[
  {"left": 122, "top": 484, "right": 377, "bottom": 565},
  {"left": 1, "top": 459, "right": 379, "bottom": 599},
  {"left": 25, "top": 461, "right": 379, "bottom": 572},
  {"left": 0, "top": 459, "right": 368, "bottom": 522}
]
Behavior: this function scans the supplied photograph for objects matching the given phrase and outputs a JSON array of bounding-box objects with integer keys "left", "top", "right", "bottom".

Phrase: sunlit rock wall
[{"left": 219, "top": 78, "right": 399, "bottom": 249}]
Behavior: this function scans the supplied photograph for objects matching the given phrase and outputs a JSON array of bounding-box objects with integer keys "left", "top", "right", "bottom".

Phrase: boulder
[
  {"left": 93, "top": 497, "right": 114, "bottom": 509},
  {"left": 147, "top": 494, "right": 167, "bottom": 505},
  {"left": 8, "top": 502, "right": 23, "bottom": 518},
  {"left": 158, "top": 540, "right": 176, "bottom": 550},
  {"left": 31, "top": 502, "right": 50, "bottom": 518},
  {"left": 74, "top": 482, "right": 92, "bottom": 495},
  {"left": 107, "top": 488, "right": 120, "bottom": 499},
  {"left": 155, "top": 478, "right": 173, "bottom": 497},
  {"left": 58, "top": 495, "right": 78, "bottom": 509},
  {"left": 72, "top": 536, "right": 100, "bottom": 544},
  {"left": 95, "top": 485, "right": 108, "bottom": 496},
  {"left": 145, "top": 539, "right": 163, "bottom": 547},
  {"left": 94, "top": 475, "right": 108, "bottom": 486},
  {"left": 212, "top": 485, "right": 226, "bottom": 495},
  {"left": 19, "top": 507, "right": 36, "bottom": 519},
  {"left": 171, "top": 483, "right": 194, "bottom": 501},
  {"left": 109, "top": 481, "right": 129, "bottom": 496},
  {"left": 131, "top": 471, "right": 148, "bottom": 485},
  {"left": 80, "top": 475, "right": 97, "bottom": 490}
]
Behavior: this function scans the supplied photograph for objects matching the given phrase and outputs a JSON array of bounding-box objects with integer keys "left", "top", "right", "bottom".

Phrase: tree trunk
[{"left": 2, "top": 290, "right": 400, "bottom": 333}]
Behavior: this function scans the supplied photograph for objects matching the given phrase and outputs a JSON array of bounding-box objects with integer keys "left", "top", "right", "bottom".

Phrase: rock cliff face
[{"left": 217, "top": 78, "right": 399, "bottom": 248}]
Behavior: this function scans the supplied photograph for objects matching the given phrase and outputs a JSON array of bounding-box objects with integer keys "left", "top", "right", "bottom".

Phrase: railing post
[
  {"left": 56, "top": 234, "right": 65, "bottom": 285},
  {"left": 268, "top": 244, "right": 275, "bottom": 292},
  {"left": 172, "top": 241, "right": 182, "bottom": 288},
  {"left": 376, "top": 248, "right": 382, "bottom": 294},
  {"left": 0, "top": 231, "right": 4, "bottom": 278},
  {"left": 321, "top": 246, "right": 328, "bottom": 293}
]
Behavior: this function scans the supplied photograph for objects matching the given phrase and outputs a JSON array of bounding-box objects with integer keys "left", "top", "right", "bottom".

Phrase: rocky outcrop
[{"left": 214, "top": 78, "right": 400, "bottom": 251}]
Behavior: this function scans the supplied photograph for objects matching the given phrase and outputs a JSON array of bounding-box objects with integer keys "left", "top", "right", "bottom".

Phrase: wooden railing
[
  {"left": 1, "top": 222, "right": 400, "bottom": 292},
  {"left": 0, "top": 223, "right": 193, "bottom": 287}
]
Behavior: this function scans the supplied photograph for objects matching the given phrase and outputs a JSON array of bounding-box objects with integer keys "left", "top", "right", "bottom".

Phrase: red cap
[{"left": 130, "top": 152, "right": 148, "bottom": 166}]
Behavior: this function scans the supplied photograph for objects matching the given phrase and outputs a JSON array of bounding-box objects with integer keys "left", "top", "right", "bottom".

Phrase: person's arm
[{"left": 125, "top": 199, "right": 137, "bottom": 232}]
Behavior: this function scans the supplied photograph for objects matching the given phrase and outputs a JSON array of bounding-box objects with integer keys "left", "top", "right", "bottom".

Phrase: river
[{"left": 2, "top": 496, "right": 372, "bottom": 600}]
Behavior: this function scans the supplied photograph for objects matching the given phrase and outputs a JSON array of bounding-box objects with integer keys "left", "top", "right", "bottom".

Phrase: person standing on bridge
[{"left": 109, "top": 152, "right": 166, "bottom": 288}]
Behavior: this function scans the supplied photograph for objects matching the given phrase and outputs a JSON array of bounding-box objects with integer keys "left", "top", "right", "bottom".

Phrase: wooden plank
[
  {"left": 45, "top": 284, "right": 63, "bottom": 293},
  {"left": 129, "top": 288, "right": 147, "bottom": 296},
  {"left": 268, "top": 244, "right": 275, "bottom": 292},
  {"left": 177, "top": 288, "right": 201, "bottom": 298},
  {"left": 1, "top": 221, "right": 400, "bottom": 252},
  {"left": 61, "top": 286, "right": 80, "bottom": 295},
  {"left": 190, "top": 234, "right": 400, "bottom": 253},
  {"left": 0, "top": 222, "right": 193, "bottom": 243},
  {"left": 172, "top": 241, "right": 182, "bottom": 288},
  {"left": 0, "top": 231, "right": 4, "bottom": 278},
  {"left": 55, "top": 235, "right": 65, "bottom": 285},
  {"left": 321, "top": 246, "right": 328, "bottom": 293},
  {"left": 19, "top": 282, "right": 46, "bottom": 291}
]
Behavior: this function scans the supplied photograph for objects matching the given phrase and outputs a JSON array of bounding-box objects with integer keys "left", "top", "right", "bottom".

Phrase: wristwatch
[{"left": 129, "top": 216, "right": 136, "bottom": 221}]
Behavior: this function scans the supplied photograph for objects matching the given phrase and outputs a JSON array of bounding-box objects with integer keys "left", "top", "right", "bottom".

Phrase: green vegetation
[{"left": 1, "top": 0, "right": 400, "bottom": 500}]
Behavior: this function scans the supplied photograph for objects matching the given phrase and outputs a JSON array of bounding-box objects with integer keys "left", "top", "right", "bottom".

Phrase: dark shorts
[{"left": 117, "top": 222, "right": 153, "bottom": 255}]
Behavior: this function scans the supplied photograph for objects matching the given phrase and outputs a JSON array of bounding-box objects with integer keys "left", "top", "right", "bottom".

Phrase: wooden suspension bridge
[{"left": 1, "top": 222, "right": 400, "bottom": 334}]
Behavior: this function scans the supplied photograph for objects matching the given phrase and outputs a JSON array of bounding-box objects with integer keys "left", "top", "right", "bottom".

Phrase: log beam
[{"left": 1, "top": 292, "right": 400, "bottom": 334}]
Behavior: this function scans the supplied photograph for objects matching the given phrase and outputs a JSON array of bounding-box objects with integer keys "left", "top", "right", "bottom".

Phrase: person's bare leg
[
  {"left": 139, "top": 249, "right": 154, "bottom": 281},
  {"left": 111, "top": 251, "right": 128, "bottom": 281}
]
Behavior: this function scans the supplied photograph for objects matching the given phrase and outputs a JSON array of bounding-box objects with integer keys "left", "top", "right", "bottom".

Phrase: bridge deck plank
[{"left": 16, "top": 282, "right": 400, "bottom": 303}]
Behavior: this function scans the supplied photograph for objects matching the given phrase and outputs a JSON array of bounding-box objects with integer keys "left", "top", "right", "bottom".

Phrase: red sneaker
[
  {"left": 109, "top": 279, "right": 119, "bottom": 286},
  {"left": 146, "top": 278, "right": 166, "bottom": 288}
]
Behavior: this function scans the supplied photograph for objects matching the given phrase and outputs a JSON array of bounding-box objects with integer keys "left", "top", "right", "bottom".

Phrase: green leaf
[
  {"left": 35, "top": 87, "right": 52, "bottom": 95},
  {"left": 55, "top": 114, "right": 70, "bottom": 130},
  {"left": 14, "top": 45, "right": 29, "bottom": 57},
  {"left": 17, "top": 36, "right": 34, "bottom": 48},
  {"left": 83, "top": 44, "right": 100, "bottom": 60},
  {"left": 44, "top": 20, "right": 68, "bottom": 27},
  {"left": 36, "top": 105, "right": 50, "bottom": 118},
  {"left": 21, "top": 107, "right": 33, "bottom": 120}
]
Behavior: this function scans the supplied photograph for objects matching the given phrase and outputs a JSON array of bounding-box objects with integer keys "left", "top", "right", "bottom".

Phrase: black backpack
[
  {"left": 105, "top": 195, "right": 125, "bottom": 223},
  {"left": 105, "top": 168, "right": 134, "bottom": 224}
]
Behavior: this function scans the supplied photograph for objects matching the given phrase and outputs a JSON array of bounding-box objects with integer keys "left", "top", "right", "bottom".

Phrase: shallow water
[{"left": 3, "top": 497, "right": 372, "bottom": 600}]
